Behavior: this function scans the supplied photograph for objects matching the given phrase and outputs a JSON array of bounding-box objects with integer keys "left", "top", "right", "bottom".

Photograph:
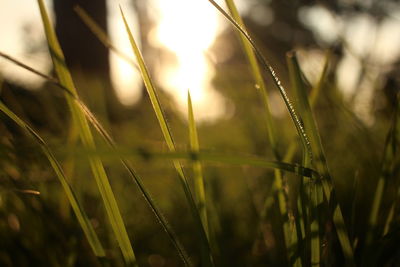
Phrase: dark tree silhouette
[{"left": 54, "top": 0, "right": 122, "bottom": 121}]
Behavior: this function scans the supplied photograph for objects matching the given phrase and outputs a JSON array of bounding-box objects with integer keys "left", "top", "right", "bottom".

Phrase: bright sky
[
  {"left": 0, "top": 0, "right": 53, "bottom": 88},
  {"left": 107, "top": 0, "right": 142, "bottom": 106},
  {"left": 149, "top": 0, "right": 228, "bottom": 121}
]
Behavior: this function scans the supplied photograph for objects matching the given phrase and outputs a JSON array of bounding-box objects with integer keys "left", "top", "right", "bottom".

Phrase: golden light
[
  {"left": 107, "top": 0, "right": 142, "bottom": 106},
  {"left": 152, "top": 0, "right": 228, "bottom": 121}
]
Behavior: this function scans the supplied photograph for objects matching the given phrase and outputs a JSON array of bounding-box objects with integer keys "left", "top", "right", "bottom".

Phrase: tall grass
[
  {"left": 207, "top": 0, "right": 357, "bottom": 265},
  {"left": 0, "top": 101, "right": 105, "bottom": 258},
  {"left": 223, "top": 0, "right": 294, "bottom": 265},
  {"left": 0, "top": 0, "right": 399, "bottom": 266},
  {"left": 37, "top": 0, "right": 137, "bottom": 265},
  {"left": 120, "top": 8, "right": 214, "bottom": 266}
]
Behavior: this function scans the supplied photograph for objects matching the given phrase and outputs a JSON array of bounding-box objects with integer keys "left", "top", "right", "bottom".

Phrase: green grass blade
[
  {"left": 366, "top": 93, "right": 400, "bottom": 245},
  {"left": 224, "top": 0, "right": 278, "bottom": 158},
  {"left": 287, "top": 52, "right": 355, "bottom": 266},
  {"left": 36, "top": 1, "right": 136, "bottom": 265},
  {"left": 283, "top": 51, "right": 331, "bottom": 164},
  {"left": 287, "top": 52, "right": 318, "bottom": 266},
  {"left": 188, "top": 92, "right": 209, "bottom": 238},
  {"left": 207, "top": 0, "right": 313, "bottom": 163},
  {"left": 383, "top": 186, "right": 400, "bottom": 236},
  {"left": 0, "top": 101, "right": 105, "bottom": 258},
  {"left": 205, "top": 5, "right": 316, "bottom": 262},
  {"left": 120, "top": 8, "right": 213, "bottom": 266},
  {"left": 222, "top": 1, "right": 299, "bottom": 263},
  {"left": 286, "top": 51, "right": 330, "bottom": 266}
]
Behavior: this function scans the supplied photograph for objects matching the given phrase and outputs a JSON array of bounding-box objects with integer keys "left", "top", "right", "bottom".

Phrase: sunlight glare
[
  {"left": 152, "top": 0, "right": 227, "bottom": 121},
  {"left": 107, "top": 0, "right": 142, "bottom": 105}
]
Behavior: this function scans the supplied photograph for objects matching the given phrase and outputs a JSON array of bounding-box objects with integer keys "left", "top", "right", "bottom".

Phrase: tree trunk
[{"left": 54, "top": 0, "right": 123, "bottom": 122}]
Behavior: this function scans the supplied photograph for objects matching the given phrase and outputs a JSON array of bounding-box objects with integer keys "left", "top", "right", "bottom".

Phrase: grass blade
[
  {"left": 188, "top": 92, "right": 209, "bottom": 238},
  {"left": 287, "top": 52, "right": 318, "bottom": 266},
  {"left": 207, "top": 0, "right": 313, "bottom": 163},
  {"left": 366, "top": 93, "right": 400, "bottom": 247},
  {"left": 286, "top": 51, "right": 330, "bottom": 266},
  {"left": 223, "top": 1, "right": 298, "bottom": 264},
  {"left": 36, "top": 1, "right": 136, "bottom": 265},
  {"left": 0, "top": 101, "right": 105, "bottom": 258},
  {"left": 383, "top": 186, "right": 400, "bottom": 236},
  {"left": 224, "top": 0, "right": 278, "bottom": 158},
  {"left": 120, "top": 8, "right": 214, "bottom": 266},
  {"left": 287, "top": 52, "right": 355, "bottom": 266}
]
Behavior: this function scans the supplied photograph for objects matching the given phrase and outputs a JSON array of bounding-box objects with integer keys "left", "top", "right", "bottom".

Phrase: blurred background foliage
[{"left": 1, "top": 0, "right": 400, "bottom": 266}]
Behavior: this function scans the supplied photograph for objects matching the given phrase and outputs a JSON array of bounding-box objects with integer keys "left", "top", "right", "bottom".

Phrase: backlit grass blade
[
  {"left": 120, "top": 8, "right": 214, "bottom": 266},
  {"left": 36, "top": 0, "right": 136, "bottom": 265},
  {"left": 287, "top": 52, "right": 355, "bottom": 266},
  {"left": 287, "top": 52, "right": 318, "bottom": 266},
  {"left": 206, "top": 4, "right": 316, "bottom": 261},
  {"left": 224, "top": 0, "right": 278, "bottom": 158},
  {"left": 207, "top": 0, "right": 313, "bottom": 163},
  {"left": 188, "top": 92, "right": 209, "bottom": 238},
  {"left": 367, "top": 93, "right": 400, "bottom": 244},
  {"left": 0, "top": 101, "right": 105, "bottom": 258},
  {"left": 282, "top": 51, "right": 331, "bottom": 164},
  {"left": 285, "top": 52, "right": 330, "bottom": 266},
  {"left": 223, "top": 1, "right": 297, "bottom": 263}
]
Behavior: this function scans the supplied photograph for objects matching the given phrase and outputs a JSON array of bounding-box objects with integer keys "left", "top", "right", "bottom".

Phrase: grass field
[{"left": 0, "top": 0, "right": 399, "bottom": 266}]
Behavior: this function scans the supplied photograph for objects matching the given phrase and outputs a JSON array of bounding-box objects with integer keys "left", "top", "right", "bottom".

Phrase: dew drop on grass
[{"left": 255, "top": 83, "right": 260, "bottom": 90}]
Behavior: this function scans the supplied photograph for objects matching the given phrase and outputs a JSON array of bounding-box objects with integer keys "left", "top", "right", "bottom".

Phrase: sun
[{"left": 152, "top": 0, "right": 227, "bottom": 121}]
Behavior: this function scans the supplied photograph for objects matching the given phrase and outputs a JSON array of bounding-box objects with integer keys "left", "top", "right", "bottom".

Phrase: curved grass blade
[
  {"left": 120, "top": 8, "right": 214, "bottom": 266},
  {"left": 36, "top": 1, "right": 137, "bottom": 264},
  {"left": 287, "top": 52, "right": 354, "bottom": 266},
  {"left": 0, "top": 101, "right": 105, "bottom": 258},
  {"left": 223, "top": 0, "right": 294, "bottom": 263},
  {"left": 224, "top": 0, "right": 278, "bottom": 158},
  {"left": 207, "top": 0, "right": 313, "bottom": 164}
]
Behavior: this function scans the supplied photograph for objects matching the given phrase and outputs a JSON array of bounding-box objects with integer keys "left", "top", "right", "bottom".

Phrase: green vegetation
[{"left": 0, "top": 0, "right": 399, "bottom": 266}]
